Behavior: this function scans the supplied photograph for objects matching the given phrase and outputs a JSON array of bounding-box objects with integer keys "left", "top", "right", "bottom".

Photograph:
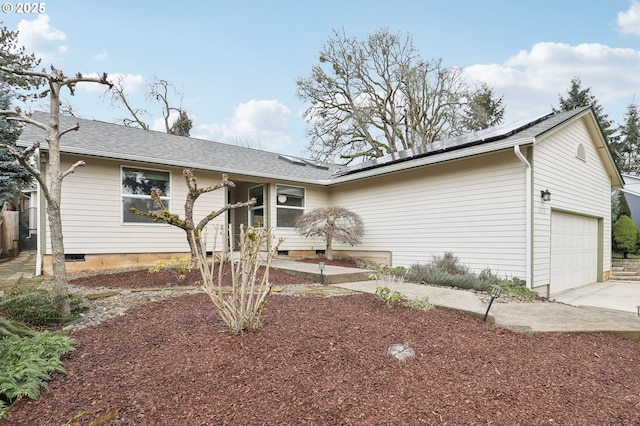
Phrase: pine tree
[
  {"left": 0, "top": 84, "right": 32, "bottom": 207},
  {"left": 460, "top": 82, "right": 505, "bottom": 131},
  {"left": 613, "top": 100, "right": 640, "bottom": 174},
  {"left": 555, "top": 77, "right": 615, "bottom": 143},
  {"left": 169, "top": 110, "right": 192, "bottom": 137}
]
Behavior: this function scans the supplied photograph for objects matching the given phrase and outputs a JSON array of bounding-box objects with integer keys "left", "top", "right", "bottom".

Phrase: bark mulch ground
[{"left": 2, "top": 264, "right": 639, "bottom": 425}]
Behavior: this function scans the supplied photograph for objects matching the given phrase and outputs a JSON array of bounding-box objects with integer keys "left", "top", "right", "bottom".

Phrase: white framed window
[
  {"left": 276, "top": 184, "right": 304, "bottom": 227},
  {"left": 249, "top": 184, "right": 265, "bottom": 227},
  {"left": 121, "top": 166, "right": 171, "bottom": 224}
]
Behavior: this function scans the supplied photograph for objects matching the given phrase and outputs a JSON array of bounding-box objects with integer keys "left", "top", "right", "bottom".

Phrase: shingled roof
[
  {"left": 17, "top": 107, "right": 613, "bottom": 185},
  {"left": 17, "top": 111, "right": 340, "bottom": 184}
]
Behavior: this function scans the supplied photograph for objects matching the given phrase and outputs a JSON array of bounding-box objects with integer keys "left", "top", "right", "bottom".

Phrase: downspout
[
  {"left": 35, "top": 147, "right": 43, "bottom": 276},
  {"left": 513, "top": 145, "right": 532, "bottom": 289}
]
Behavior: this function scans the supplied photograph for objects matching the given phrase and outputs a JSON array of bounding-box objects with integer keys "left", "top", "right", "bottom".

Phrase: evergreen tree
[
  {"left": 0, "top": 84, "right": 31, "bottom": 207},
  {"left": 0, "top": 21, "right": 43, "bottom": 98},
  {"left": 169, "top": 110, "right": 192, "bottom": 137},
  {"left": 554, "top": 77, "right": 615, "bottom": 143},
  {"left": 612, "top": 215, "right": 639, "bottom": 258},
  {"left": 613, "top": 100, "right": 640, "bottom": 174},
  {"left": 613, "top": 191, "right": 632, "bottom": 224},
  {"left": 460, "top": 82, "right": 505, "bottom": 131}
]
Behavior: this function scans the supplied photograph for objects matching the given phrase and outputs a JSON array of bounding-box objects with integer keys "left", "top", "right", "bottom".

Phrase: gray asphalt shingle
[{"left": 16, "top": 107, "right": 593, "bottom": 184}]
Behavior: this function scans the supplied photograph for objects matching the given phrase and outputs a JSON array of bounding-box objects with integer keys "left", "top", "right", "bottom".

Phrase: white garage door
[{"left": 550, "top": 211, "right": 599, "bottom": 295}]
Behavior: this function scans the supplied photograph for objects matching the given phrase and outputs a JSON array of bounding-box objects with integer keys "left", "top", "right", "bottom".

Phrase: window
[
  {"left": 249, "top": 185, "right": 265, "bottom": 227},
  {"left": 276, "top": 185, "right": 304, "bottom": 227},
  {"left": 121, "top": 167, "right": 170, "bottom": 223}
]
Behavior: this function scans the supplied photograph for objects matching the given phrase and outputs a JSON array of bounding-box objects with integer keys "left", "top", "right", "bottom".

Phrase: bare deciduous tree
[
  {"left": 107, "top": 75, "right": 192, "bottom": 136},
  {"left": 296, "top": 28, "right": 504, "bottom": 164},
  {"left": 0, "top": 65, "right": 112, "bottom": 313},
  {"left": 294, "top": 206, "right": 364, "bottom": 260}
]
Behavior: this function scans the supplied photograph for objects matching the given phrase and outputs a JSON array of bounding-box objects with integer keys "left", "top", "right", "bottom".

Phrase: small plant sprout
[
  {"left": 148, "top": 256, "right": 193, "bottom": 280},
  {"left": 375, "top": 286, "right": 407, "bottom": 308}
]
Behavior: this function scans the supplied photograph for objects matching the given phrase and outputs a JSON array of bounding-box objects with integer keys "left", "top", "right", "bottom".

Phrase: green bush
[
  {"left": 406, "top": 253, "right": 538, "bottom": 297},
  {"left": 0, "top": 331, "right": 75, "bottom": 418},
  {"left": 149, "top": 256, "right": 193, "bottom": 280},
  {"left": 612, "top": 215, "right": 639, "bottom": 258},
  {"left": 0, "top": 284, "right": 88, "bottom": 326}
]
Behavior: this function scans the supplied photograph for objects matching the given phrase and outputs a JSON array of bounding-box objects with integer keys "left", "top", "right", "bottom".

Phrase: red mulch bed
[
  {"left": 2, "top": 268, "right": 640, "bottom": 425},
  {"left": 66, "top": 265, "right": 316, "bottom": 290}
]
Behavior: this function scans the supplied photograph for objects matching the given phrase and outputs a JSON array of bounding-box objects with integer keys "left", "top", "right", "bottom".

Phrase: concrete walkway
[
  {"left": 333, "top": 280, "right": 640, "bottom": 339},
  {"left": 0, "top": 251, "right": 39, "bottom": 290}
]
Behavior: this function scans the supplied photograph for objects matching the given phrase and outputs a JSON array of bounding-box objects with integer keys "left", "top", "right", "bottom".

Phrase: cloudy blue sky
[{"left": 2, "top": 0, "right": 640, "bottom": 157}]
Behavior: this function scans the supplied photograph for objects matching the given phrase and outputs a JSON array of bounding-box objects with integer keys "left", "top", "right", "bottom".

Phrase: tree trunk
[
  {"left": 46, "top": 82, "right": 70, "bottom": 315},
  {"left": 326, "top": 234, "right": 333, "bottom": 260}
]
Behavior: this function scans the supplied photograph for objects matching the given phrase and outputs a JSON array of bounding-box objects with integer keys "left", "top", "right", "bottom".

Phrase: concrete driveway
[{"left": 552, "top": 281, "right": 640, "bottom": 315}]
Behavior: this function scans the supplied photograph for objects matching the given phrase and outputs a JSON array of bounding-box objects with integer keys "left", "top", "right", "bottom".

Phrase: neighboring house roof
[
  {"left": 17, "top": 107, "right": 623, "bottom": 187},
  {"left": 620, "top": 174, "right": 640, "bottom": 197}
]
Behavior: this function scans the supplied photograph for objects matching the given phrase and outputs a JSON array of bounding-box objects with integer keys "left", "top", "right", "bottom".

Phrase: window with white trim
[
  {"left": 276, "top": 184, "right": 304, "bottom": 227},
  {"left": 121, "top": 166, "right": 170, "bottom": 223},
  {"left": 249, "top": 185, "right": 265, "bottom": 227}
]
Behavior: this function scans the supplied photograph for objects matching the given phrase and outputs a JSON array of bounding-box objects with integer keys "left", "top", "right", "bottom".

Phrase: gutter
[{"left": 513, "top": 145, "right": 532, "bottom": 289}]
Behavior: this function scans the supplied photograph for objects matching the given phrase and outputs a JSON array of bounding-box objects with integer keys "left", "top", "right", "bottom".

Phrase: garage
[{"left": 549, "top": 211, "right": 599, "bottom": 295}]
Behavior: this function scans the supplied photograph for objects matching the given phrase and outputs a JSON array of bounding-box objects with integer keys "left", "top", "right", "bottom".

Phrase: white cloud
[
  {"left": 463, "top": 42, "right": 640, "bottom": 123},
  {"left": 16, "top": 15, "right": 68, "bottom": 64},
  {"left": 94, "top": 49, "right": 108, "bottom": 62},
  {"left": 192, "top": 99, "right": 292, "bottom": 152},
  {"left": 618, "top": 0, "right": 640, "bottom": 35}
]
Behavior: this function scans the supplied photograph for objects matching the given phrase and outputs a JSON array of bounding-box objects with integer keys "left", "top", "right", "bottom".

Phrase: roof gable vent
[{"left": 576, "top": 143, "right": 586, "bottom": 161}]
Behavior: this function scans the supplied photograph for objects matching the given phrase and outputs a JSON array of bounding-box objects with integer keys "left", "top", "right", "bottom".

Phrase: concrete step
[
  {"left": 609, "top": 275, "right": 640, "bottom": 281},
  {"left": 610, "top": 271, "right": 640, "bottom": 277},
  {"left": 611, "top": 266, "right": 625, "bottom": 272}
]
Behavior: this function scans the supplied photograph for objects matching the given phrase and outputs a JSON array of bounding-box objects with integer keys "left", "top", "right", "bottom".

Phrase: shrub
[
  {"left": 0, "top": 331, "right": 75, "bottom": 418},
  {"left": 0, "top": 283, "right": 88, "bottom": 327},
  {"left": 498, "top": 277, "right": 538, "bottom": 298},
  {"left": 407, "top": 253, "right": 490, "bottom": 291},
  {"left": 613, "top": 215, "right": 639, "bottom": 258},
  {"left": 196, "top": 225, "right": 284, "bottom": 334},
  {"left": 375, "top": 286, "right": 407, "bottom": 308},
  {"left": 149, "top": 256, "right": 193, "bottom": 280}
]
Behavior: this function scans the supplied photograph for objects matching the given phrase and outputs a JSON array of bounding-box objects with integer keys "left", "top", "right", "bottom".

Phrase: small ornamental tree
[
  {"left": 613, "top": 215, "right": 639, "bottom": 258},
  {"left": 130, "top": 169, "right": 254, "bottom": 263},
  {"left": 131, "top": 170, "right": 283, "bottom": 334},
  {"left": 294, "top": 206, "right": 364, "bottom": 260}
]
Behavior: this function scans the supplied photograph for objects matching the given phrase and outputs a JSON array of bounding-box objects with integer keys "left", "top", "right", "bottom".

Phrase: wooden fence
[{"left": 0, "top": 201, "right": 20, "bottom": 258}]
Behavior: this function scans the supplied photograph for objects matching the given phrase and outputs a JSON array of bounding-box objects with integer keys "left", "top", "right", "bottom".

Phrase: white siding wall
[
  {"left": 329, "top": 150, "right": 527, "bottom": 276},
  {"left": 532, "top": 118, "right": 613, "bottom": 287},
  {"left": 46, "top": 157, "right": 226, "bottom": 255}
]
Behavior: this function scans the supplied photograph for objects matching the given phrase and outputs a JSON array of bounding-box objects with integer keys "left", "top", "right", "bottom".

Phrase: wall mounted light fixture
[{"left": 541, "top": 189, "right": 551, "bottom": 202}]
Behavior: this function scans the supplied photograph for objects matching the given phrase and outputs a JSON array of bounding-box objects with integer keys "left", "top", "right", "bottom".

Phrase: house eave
[
  {"left": 17, "top": 140, "right": 329, "bottom": 186},
  {"left": 324, "top": 136, "right": 535, "bottom": 184}
]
